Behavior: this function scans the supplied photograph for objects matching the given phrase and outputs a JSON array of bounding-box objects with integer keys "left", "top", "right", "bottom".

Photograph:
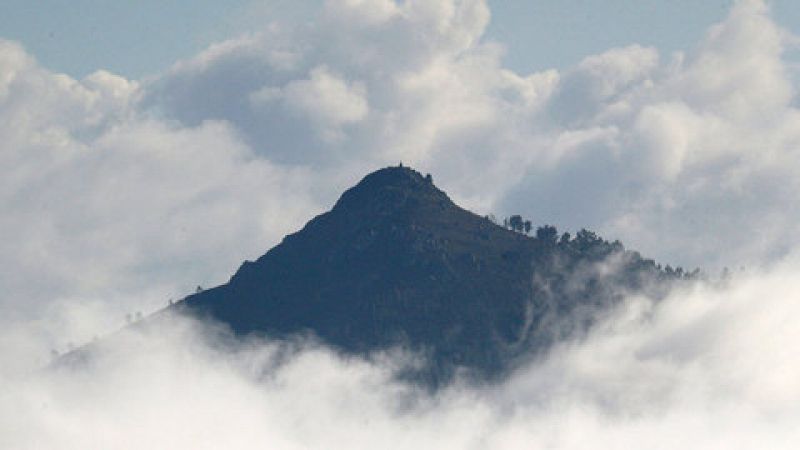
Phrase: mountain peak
[
  {"left": 61, "top": 166, "right": 689, "bottom": 388},
  {"left": 354, "top": 165, "right": 431, "bottom": 190},
  {"left": 180, "top": 166, "right": 682, "bottom": 386},
  {"left": 332, "top": 165, "right": 450, "bottom": 214}
]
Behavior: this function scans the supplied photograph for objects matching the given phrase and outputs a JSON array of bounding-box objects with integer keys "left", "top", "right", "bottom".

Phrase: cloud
[
  {"left": 498, "top": 0, "right": 800, "bottom": 268},
  {"left": 325, "top": 0, "right": 399, "bottom": 25},
  {"left": 251, "top": 65, "right": 369, "bottom": 141},
  {"left": 131, "top": 0, "right": 800, "bottom": 272},
  {"left": 142, "top": 0, "right": 494, "bottom": 170},
  {"left": 3, "top": 258, "right": 800, "bottom": 449},
  {"left": 0, "top": 40, "right": 319, "bottom": 344}
]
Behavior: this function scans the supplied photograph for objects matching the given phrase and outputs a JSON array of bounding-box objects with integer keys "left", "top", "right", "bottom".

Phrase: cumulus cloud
[
  {"left": 498, "top": 0, "right": 800, "bottom": 268},
  {"left": 0, "top": 39, "right": 319, "bottom": 347},
  {"left": 251, "top": 65, "right": 369, "bottom": 141},
  {"left": 133, "top": 0, "right": 800, "bottom": 271}
]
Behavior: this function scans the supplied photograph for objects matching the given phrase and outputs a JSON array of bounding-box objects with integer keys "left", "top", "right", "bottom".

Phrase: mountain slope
[{"left": 180, "top": 166, "right": 683, "bottom": 382}]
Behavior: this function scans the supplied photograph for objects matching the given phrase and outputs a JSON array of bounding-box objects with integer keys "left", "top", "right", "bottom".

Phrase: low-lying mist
[{"left": 3, "top": 258, "right": 800, "bottom": 449}]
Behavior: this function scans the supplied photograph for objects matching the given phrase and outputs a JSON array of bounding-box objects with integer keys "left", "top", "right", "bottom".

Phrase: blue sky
[{"left": 5, "top": 0, "right": 796, "bottom": 78}]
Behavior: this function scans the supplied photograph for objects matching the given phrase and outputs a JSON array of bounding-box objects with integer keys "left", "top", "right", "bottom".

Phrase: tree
[
  {"left": 196, "top": 285, "right": 204, "bottom": 293},
  {"left": 536, "top": 225, "right": 558, "bottom": 244},
  {"left": 508, "top": 215, "right": 523, "bottom": 233},
  {"left": 523, "top": 220, "right": 532, "bottom": 234},
  {"left": 575, "top": 229, "right": 601, "bottom": 250},
  {"left": 688, "top": 268, "right": 703, "bottom": 280}
]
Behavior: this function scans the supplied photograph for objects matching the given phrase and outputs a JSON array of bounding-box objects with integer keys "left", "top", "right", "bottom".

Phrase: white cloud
[
  {"left": 497, "top": 0, "right": 800, "bottom": 268},
  {"left": 282, "top": 66, "right": 368, "bottom": 126},
  {"left": 252, "top": 65, "right": 369, "bottom": 141},
  {"left": 132, "top": 0, "right": 800, "bottom": 271},
  {"left": 324, "top": 0, "right": 399, "bottom": 26},
  {"left": 3, "top": 258, "right": 800, "bottom": 449},
  {"left": 0, "top": 41, "right": 319, "bottom": 344}
]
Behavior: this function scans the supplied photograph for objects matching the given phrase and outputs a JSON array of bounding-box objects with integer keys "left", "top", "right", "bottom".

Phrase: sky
[
  {"left": 1, "top": 0, "right": 788, "bottom": 78},
  {"left": 4, "top": 1, "right": 800, "bottom": 447}
]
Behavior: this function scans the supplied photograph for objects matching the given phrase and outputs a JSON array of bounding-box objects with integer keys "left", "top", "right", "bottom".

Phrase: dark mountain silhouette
[{"left": 171, "top": 166, "right": 688, "bottom": 384}]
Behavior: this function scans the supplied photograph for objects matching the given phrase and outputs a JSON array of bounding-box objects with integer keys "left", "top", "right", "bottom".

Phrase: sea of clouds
[
  {"left": 2, "top": 0, "right": 800, "bottom": 447},
  {"left": 3, "top": 260, "right": 800, "bottom": 449}
]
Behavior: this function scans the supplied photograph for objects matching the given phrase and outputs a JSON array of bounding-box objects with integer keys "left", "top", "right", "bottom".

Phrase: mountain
[{"left": 176, "top": 166, "right": 687, "bottom": 384}]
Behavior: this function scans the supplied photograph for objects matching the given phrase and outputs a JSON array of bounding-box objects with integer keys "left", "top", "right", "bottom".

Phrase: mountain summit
[
  {"left": 332, "top": 165, "right": 448, "bottom": 212},
  {"left": 180, "top": 166, "right": 684, "bottom": 383}
]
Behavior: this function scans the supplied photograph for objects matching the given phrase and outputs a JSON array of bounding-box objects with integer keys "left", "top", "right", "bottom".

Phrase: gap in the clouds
[
  {"left": 485, "top": 0, "right": 732, "bottom": 75},
  {"left": 0, "top": 0, "right": 305, "bottom": 79},
  {"left": 2, "top": 0, "right": 800, "bottom": 96},
  {"left": 7, "top": 0, "right": 797, "bottom": 80}
]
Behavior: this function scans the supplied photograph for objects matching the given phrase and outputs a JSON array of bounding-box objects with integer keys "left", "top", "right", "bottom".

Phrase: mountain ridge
[{"left": 174, "top": 165, "right": 686, "bottom": 384}]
